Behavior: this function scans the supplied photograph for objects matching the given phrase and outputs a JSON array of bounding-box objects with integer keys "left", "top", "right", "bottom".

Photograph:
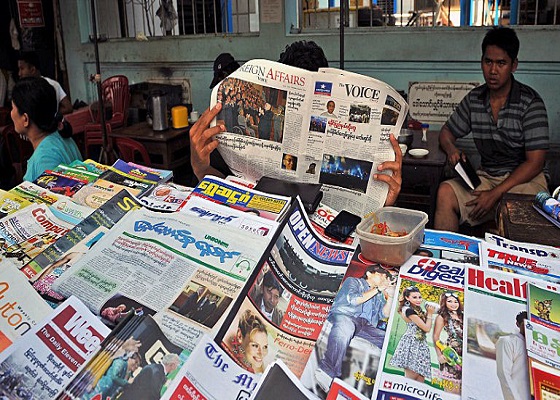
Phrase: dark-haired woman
[
  {"left": 433, "top": 292, "right": 463, "bottom": 382},
  {"left": 11, "top": 77, "right": 82, "bottom": 182},
  {"left": 389, "top": 286, "right": 435, "bottom": 382}
]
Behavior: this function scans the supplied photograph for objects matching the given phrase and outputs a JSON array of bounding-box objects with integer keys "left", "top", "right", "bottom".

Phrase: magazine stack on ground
[
  {"left": 525, "top": 282, "right": 560, "bottom": 400},
  {"left": 210, "top": 59, "right": 408, "bottom": 216},
  {"left": 372, "top": 256, "right": 466, "bottom": 400}
]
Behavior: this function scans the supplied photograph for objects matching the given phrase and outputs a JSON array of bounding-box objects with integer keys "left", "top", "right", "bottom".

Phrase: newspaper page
[
  {"left": 0, "top": 296, "right": 111, "bottom": 399},
  {"left": 180, "top": 175, "right": 291, "bottom": 221},
  {"left": 181, "top": 195, "right": 279, "bottom": 238},
  {"left": 524, "top": 319, "right": 560, "bottom": 400},
  {"left": 372, "top": 256, "right": 465, "bottom": 400},
  {"left": 0, "top": 202, "right": 74, "bottom": 269},
  {"left": 0, "top": 264, "right": 52, "bottom": 353},
  {"left": 480, "top": 241, "right": 560, "bottom": 283},
  {"left": 301, "top": 245, "right": 399, "bottom": 399},
  {"left": 420, "top": 229, "right": 481, "bottom": 265},
  {"left": 210, "top": 59, "right": 408, "bottom": 216},
  {"left": 61, "top": 314, "right": 183, "bottom": 400},
  {"left": 461, "top": 265, "right": 547, "bottom": 400},
  {"left": 52, "top": 208, "right": 274, "bottom": 351},
  {"left": 216, "top": 198, "right": 354, "bottom": 379},
  {"left": 485, "top": 233, "right": 560, "bottom": 261},
  {"left": 139, "top": 182, "right": 192, "bottom": 212},
  {"left": 162, "top": 334, "right": 260, "bottom": 400}
]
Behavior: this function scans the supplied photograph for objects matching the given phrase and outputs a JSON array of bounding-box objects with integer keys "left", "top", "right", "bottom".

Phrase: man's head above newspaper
[{"left": 278, "top": 40, "right": 328, "bottom": 72}]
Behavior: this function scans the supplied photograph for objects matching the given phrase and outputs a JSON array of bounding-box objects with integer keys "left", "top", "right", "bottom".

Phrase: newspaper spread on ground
[
  {"left": 462, "top": 265, "right": 547, "bottom": 400},
  {"left": 480, "top": 240, "right": 560, "bottom": 283},
  {"left": 216, "top": 198, "right": 354, "bottom": 379},
  {"left": 0, "top": 264, "right": 52, "bottom": 352},
  {"left": 180, "top": 175, "right": 291, "bottom": 221},
  {"left": 421, "top": 229, "right": 481, "bottom": 265},
  {"left": 181, "top": 195, "right": 279, "bottom": 238},
  {"left": 0, "top": 296, "right": 110, "bottom": 399},
  {"left": 51, "top": 207, "right": 274, "bottom": 351},
  {"left": 0, "top": 202, "right": 75, "bottom": 269},
  {"left": 300, "top": 245, "right": 399, "bottom": 399},
  {"left": 210, "top": 59, "right": 408, "bottom": 216},
  {"left": 372, "top": 256, "right": 465, "bottom": 400},
  {"left": 161, "top": 334, "right": 259, "bottom": 400},
  {"left": 524, "top": 319, "right": 560, "bottom": 400},
  {"left": 485, "top": 233, "right": 560, "bottom": 260}
]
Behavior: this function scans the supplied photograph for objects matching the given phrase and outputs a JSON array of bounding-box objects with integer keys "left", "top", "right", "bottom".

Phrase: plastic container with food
[{"left": 356, "top": 207, "right": 428, "bottom": 266}]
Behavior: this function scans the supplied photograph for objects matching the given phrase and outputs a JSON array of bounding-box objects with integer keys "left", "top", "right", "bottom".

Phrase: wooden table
[
  {"left": 109, "top": 121, "right": 190, "bottom": 171},
  {"left": 397, "top": 130, "right": 447, "bottom": 228},
  {"left": 497, "top": 193, "right": 560, "bottom": 247}
]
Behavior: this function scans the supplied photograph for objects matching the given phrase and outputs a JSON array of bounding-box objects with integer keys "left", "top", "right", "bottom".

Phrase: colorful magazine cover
[
  {"left": 527, "top": 281, "right": 560, "bottom": 330},
  {"left": 60, "top": 314, "right": 184, "bottom": 400},
  {"left": 301, "top": 246, "right": 399, "bottom": 399},
  {"left": 462, "top": 266, "right": 547, "bottom": 400},
  {"left": 33, "top": 170, "right": 89, "bottom": 197},
  {"left": 524, "top": 319, "right": 560, "bottom": 400},
  {"left": 373, "top": 256, "right": 465, "bottom": 400}
]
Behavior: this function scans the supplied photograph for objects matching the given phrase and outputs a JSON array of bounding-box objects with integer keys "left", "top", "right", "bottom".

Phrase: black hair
[
  {"left": 262, "top": 270, "right": 283, "bottom": 295},
  {"left": 278, "top": 40, "right": 328, "bottom": 72},
  {"left": 361, "top": 264, "right": 391, "bottom": 280},
  {"left": 516, "top": 310, "right": 527, "bottom": 325},
  {"left": 18, "top": 51, "right": 41, "bottom": 70},
  {"left": 481, "top": 27, "right": 519, "bottom": 62},
  {"left": 12, "top": 77, "right": 61, "bottom": 134}
]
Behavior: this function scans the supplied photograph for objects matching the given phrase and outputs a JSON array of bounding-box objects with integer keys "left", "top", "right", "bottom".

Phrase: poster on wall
[
  {"left": 17, "top": 0, "right": 45, "bottom": 28},
  {"left": 408, "top": 81, "right": 479, "bottom": 123}
]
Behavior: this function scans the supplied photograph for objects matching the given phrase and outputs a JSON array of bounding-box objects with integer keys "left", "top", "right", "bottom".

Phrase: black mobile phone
[{"left": 324, "top": 210, "right": 361, "bottom": 242}]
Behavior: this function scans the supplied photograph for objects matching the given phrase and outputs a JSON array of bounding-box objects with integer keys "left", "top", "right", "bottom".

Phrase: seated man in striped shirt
[{"left": 434, "top": 27, "right": 549, "bottom": 232}]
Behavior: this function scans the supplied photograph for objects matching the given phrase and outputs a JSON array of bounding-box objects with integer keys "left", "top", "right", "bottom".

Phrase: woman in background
[
  {"left": 11, "top": 77, "right": 82, "bottom": 182},
  {"left": 433, "top": 292, "right": 463, "bottom": 381},
  {"left": 390, "top": 286, "right": 435, "bottom": 382}
]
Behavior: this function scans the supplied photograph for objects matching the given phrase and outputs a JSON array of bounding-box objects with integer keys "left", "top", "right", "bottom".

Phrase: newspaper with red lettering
[
  {"left": 215, "top": 198, "right": 354, "bottom": 379},
  {"left": 51, "top": 206, "right": 275, "bottom": 351},
  {"left": 372, "top": 257, "right": 465, "bottom": 400},
  {"left": 0, "top": 264, "right": 52, "bottom": 353},
  {"left": 461, "top": 266, "right": 548, "bottom": 400},
  {"left": 0, "top": 203, "right": 75, "bottom": 269},
  {"left": 0, "top": 296, "right": 110, "bottom": 399},
  {"left": 210, "top": 59, "right": 408, "bottom": 216},
  {"left": 480, "top": 240, "right": 560, "bottom": 283},
  {"left": 485, "top": 233, "right": 560, "bottom": 261}
]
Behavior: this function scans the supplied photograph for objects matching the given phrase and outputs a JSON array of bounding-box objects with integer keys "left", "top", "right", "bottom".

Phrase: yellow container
[{"left": 171, "top": 105, "right": 189, "bottom": 129}]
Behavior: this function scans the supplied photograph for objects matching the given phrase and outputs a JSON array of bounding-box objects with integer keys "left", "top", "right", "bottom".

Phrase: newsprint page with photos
[{"left": 210, "top": 59, "right": 408, "bottom": 217}]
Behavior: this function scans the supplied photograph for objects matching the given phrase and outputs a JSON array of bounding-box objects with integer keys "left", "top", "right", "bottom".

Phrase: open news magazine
[{"left": 210, "top": 59, "right": 408, "bottom": 216}]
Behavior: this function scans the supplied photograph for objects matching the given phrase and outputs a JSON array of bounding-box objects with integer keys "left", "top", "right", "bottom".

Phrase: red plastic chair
[
  {"left": 1, "top": 124, "right": 34, "bottom": 184},
  {"left": 89, "top": 75, "right": 130, "bottom": 130},
  {"left": 83, "top": 122, "right": 112, "bottom": 160},
  {"left": 113, "top": 137, "right": 151, "bottom": 166}
]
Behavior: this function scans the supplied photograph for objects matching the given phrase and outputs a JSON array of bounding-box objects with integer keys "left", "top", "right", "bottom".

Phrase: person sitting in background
[
  {"left": 434, "top": 27, "right": 549, "bottom": 232},
  {"left": 189, "top": 41, "right": 403, "bottom": 206},
  {"left": 18, "top": 51, "right": 73, "bottom": 115},
  {"left": 11, "top": 77, "right": 82, "bottom": 182}
]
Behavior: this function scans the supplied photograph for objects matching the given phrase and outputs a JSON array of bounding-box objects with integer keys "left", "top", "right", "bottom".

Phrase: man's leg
[
  {"left": 319, "top": 314, "right": 356, "bottom": 378},
  {"left": 434, "top": 182, "right": 461, "bottom": 232}
]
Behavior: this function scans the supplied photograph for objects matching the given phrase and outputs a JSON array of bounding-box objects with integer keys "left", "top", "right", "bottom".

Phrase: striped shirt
[{"left": 446, "top": 77, "right": 549, "bottom": 176}]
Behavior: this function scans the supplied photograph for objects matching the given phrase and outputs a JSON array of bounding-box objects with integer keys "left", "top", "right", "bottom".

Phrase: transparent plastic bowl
[{"left": 356, "top": 207, "right": 428, "bottom": 266}]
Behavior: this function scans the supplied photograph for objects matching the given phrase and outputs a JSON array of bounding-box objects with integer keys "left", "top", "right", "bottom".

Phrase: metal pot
[{"left": 147, "top": 90, "right": 169, "bottom": 131}]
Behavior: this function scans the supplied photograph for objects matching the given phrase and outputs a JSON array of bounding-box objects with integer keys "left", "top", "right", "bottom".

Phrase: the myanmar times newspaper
[
  {"left": 210, "top": 59, "right": 408, "bottom": 216},
  {"left": 373, "top": 256, "right": 466, "bottom": 400}
]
